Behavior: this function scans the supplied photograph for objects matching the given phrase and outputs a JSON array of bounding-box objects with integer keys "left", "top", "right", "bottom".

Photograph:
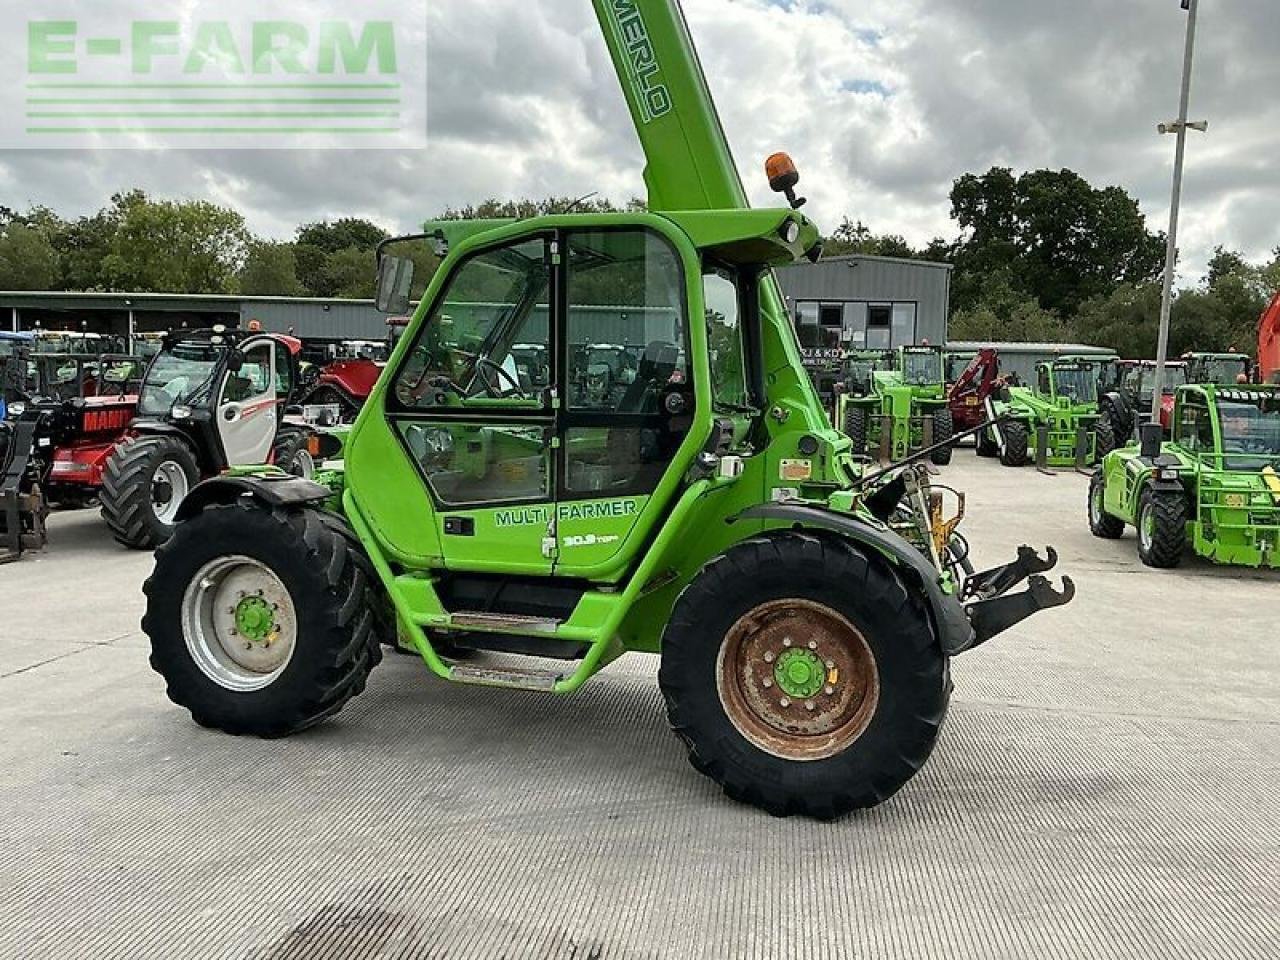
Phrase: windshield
[
  {"left": 901, "top": 351, "right": 941, "bottom": 386},
  {"left": 1218, "top": 398, "right": 1280, "bottom": 463},
  {"left": 1054, "top": 364, "right": 1098, "bottom": 404},
  {"left": 1199, "top": 358, "right": 1250, "bottom": 386},
  {"left": 138, "top": 343, "right": 221, "bottom": 416}
]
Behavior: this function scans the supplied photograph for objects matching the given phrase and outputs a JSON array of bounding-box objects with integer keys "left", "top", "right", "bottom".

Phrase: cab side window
[
  {"left": 223, "top": 344, "right": 272, "bottom": 403},
  {"left": 274, "top": 343, "right": 294, "bottom": 398},
  {"left": 394, "top": 238, "right": 550, "bottom": 411},
  {"left": 1038, "top": 367, "right": 1052, "bottom": 395}
]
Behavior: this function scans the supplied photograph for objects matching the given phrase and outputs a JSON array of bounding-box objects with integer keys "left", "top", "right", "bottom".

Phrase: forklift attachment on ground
[{"left": 0, "top": 414, "right": 49, "bottom": 562}]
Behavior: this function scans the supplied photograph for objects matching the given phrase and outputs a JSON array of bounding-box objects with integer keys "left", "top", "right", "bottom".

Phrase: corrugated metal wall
[{"left": 776, "top": 255, "right": 953, "bottom": 348}]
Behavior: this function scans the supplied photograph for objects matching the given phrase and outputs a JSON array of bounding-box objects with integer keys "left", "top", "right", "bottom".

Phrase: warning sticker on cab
[{"left": 779, "top": 459, "right": 813, "bottom": 482}]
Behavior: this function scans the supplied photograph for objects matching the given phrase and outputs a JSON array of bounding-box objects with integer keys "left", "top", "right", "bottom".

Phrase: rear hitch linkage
[{"left": 961, "top": 545, "right": 1075, "bottom": 649}]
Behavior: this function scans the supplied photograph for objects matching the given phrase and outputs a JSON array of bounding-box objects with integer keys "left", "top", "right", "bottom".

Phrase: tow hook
[{"left": 960, "top": 545, "right": 1075, "bottom": 650}]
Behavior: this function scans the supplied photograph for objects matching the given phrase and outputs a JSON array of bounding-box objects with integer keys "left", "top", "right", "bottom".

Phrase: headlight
[
  {"left": 171, "top": 404, "right": 192, "bottom": 420},
  {"left": 1156, "top": 467, "right": 1179, "bottom": 482},
  {"left": 780, "top": 220, "right": 801, "bottom": 244},
  {"left": 8, "top": 402, "right": 25, "bottom": 417}
]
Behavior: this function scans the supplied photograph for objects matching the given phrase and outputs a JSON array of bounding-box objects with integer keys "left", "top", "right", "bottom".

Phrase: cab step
[
  {"left": 450, "top": 633, "right": 589, "bottom": 661},
  {"left": 449, "top": 663, "right": 563, "bottom": 692},
  {"left": 449, "top": 611, "right": 561, "bottom": 633}
]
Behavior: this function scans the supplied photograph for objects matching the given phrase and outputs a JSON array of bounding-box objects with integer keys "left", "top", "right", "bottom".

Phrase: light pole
[{"left": 1150, "top": 0, "right": 1208, "bottom": 423}]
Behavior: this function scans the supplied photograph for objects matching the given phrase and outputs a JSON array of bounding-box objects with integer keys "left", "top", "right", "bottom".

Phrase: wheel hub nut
[{"left": 773, "top": 648, "right": 825, "bottom": 700}]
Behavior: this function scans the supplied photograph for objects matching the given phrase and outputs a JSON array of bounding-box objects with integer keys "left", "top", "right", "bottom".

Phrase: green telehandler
[
  {"left": 985, "top": 355, "right": 1116, "bottom": 472},
  {"left": 836, "top": 345, "right": 955, "bottom": 466},
  {"left": 1089, "top": 385, "right": 1280, "bottom": 569},
  {"left": 139, "top": 0, "right": 1073, "bottom": 818}
]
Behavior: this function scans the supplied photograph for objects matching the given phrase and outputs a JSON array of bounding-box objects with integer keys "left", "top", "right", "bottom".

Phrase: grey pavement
[{"left": 0, "top": 455, "right": 1276, "bottom": 959}]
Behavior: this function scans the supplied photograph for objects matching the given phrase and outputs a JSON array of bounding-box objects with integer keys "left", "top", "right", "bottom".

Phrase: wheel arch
[
  {"left": 174, "top": 474, "right": 332, "bottom": 524},
  {"left": 731, "top": 504, "right": 975, "bottom": 656}
]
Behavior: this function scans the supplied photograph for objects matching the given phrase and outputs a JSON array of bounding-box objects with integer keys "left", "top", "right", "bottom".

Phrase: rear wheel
[
  {"left": 842, "top": 405, "right": 868, "bottom": 456},
  {"left": 100, "top": 436, "right": 200, "bottom": 549},
  {"left": 1093, "top": 419, "right": 1116, "bottom": 463},
  {"left": 1088, "top": 470, "right": 1125, "bottom": 539},
  {"left": 930, "top": 408, "right": 954, "bottom": 465},
  {"left": 1137, "top": 487, "right": 1188, "bottom": 568},
  {"left": 659, "top": 532, "right": 948, "bottom": 819},
  {"left": 271, "top": 427, "right": 316, "bottom": 479},
  {"left": 142, "top": 501, "right": 383, "bottom": 736},
  {"left": 999, "top": 421, "right": 1029, "bottom": 467}
]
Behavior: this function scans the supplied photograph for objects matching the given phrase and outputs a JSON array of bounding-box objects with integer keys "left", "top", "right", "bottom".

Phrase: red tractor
[
  {"left": 1259, "top": 292, "right": 1280, "bottom": 384},
  {"left": 947, "top": 348, "right": 1004, "bottom": 454},
  {"left": 99, "top": 327, "right": 316, "bottom": 549},
  {"left": 299, "top": 323, "right": 407, "bottom": 421}
]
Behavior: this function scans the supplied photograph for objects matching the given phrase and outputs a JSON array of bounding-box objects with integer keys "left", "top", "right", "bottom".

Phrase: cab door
[
  {"left": 554, "top": 227, "right": 699, "bottom": 577},
  {"left": 386, "top": 235, "right": 557, "bottom": 575},
  {"left": 217, "top": 338, "right": 278, "bottom": 466}
]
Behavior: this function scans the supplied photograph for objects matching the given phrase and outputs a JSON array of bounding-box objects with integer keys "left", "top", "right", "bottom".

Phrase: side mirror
[
  {"left": 375, "top": 255, "right": 414, "bottom": 315},
  {"left": 1139, "top": 422, "right": 1162, "bottom": 459},
  {"left": 226, "top": 350, "right": 245, "bottom": 374}
]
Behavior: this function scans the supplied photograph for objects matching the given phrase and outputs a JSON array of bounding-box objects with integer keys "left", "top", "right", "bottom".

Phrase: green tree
[
  {"left": 949, "top": 272, "right": 1071, "bottom": 343},
  {"left": 294, "top": 218, "right": 389, "bottom": 295},
  {"left": 1072, "top": 284, "right": 1163, "bottom": 358},
  {"left": 239, "top": 241, "right": 306, "bottom": 296},
  {"left": 322, "top": 247, "right": 378, "bottom": 299},
  {"left": 0, "top": 223, "right": 60, "bottom": 290},
  {"left": 100, "top": 193, "right": 249, "bottom": 293},
  {"left": 823, "top": 218, "right": 919, "bottom": 259},
  {"left": 949, "top": 167, "right": 1165, "bottom": 317}
]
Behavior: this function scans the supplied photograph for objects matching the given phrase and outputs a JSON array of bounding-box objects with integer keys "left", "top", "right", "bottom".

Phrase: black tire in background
[
  {"left": 659, "top": 531, "right": 948, "bottom": 819},
  {"left": 143, "top": 501, "right": 383, "bottom": 737},
  {"left": 843, "top": 405, "right": 868, "bottom": 456},
  {"left": 100, "top": 436, "right": 200, "bottom": 550},
  {"left": 999, "top": 421, "right": 1030, "bottom": 467},
  {"left": 1137, "top": 487, "right": 1188, "bottom": 569},
  {"left": 1088, "top": 470, "right": 1125, "bottom": 539},
  {"left": 271, "top": 426, "right": 316, "bottom": 478},
  {"left": 930, "top": 408, "right": 954, "bottom": 465},
  {"left": 1093, "top": 419, "right": 1117, "bottom": 463}
]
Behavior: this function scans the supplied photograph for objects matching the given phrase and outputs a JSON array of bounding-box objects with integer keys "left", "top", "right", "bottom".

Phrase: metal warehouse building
[{"left": 775, "top": 254, "right": 954, "bottom": 354}]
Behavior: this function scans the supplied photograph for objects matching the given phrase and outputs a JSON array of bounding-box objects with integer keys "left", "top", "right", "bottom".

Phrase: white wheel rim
[
  {"left": 152, "top": 461, "right": 190, "bottom": 525},
  {"left": 1139, "top": 504, "right": 1154, "bottom": 550},
  {"left": 1091, "top": 485, "right": 1103, "bottom": 524},
  {"left": 181, "top": 556, "right": 298, "bottom": 692}
]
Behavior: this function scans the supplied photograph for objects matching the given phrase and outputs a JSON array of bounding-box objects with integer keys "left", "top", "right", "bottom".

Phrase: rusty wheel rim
[{"left": 715, "top": 599, "right": 880, "bottom": 762}]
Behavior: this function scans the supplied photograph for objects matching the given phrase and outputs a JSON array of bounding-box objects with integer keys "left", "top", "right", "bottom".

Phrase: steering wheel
[{"left": 475, "top": 357, "right": 529, "bottom": 399}]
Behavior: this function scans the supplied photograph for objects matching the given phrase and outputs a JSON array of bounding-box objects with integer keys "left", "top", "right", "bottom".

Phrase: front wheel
[
  {"left": 100, "top": 436, "right": 200, "bottom": 549},
  {"left": 659, "top": 532, "right": 948, "bottom": 819},
  {"left": 842, "top": 405, "right": 868, "bottom": 456},
  {"left": 1088, "top": 470, "right": 1125, "bottom": 539},
  {"left": 142, "top": 502, "right": 383, "bottom": 736},
  {"left": 1093, "top": 419, "right": 1116, "bottom": 463},
  {"left": 1137, "top": 487, "right": 1188, "bottom": 568},
  {"left": 272, "top": 427, "right": 316, "bottom": 479}
]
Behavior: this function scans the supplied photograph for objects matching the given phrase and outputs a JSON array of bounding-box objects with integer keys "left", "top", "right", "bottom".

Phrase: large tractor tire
[
  {"left": 1136, "top": 487, "right": 1188, "bottom": 569},
  {"left": 142, "top": 501, "right": 383, "bottom": 737},
  {"left": 929, "top": 408, "right": 954, "bottom": 465},
  {"left": 659, "top": 531, "right": 948, "bottom": 819},
  {"left": 999, "top": 421, "right": 1030, "bottom": 467},
  {"left": 1088, "top": 470, "right": 1125, "bottom": 539},
  {"left": 1093, "top": 419, "right": 1117, "bottom": 463},
  {"left": 100, "top": 436, "right": 200, "bottom": 550},
  {"left": 842, "top": 406, "right": 868, "bottom": 456},
  {"left": 271, "top": 427, "right": 317, "bottom": 479}
]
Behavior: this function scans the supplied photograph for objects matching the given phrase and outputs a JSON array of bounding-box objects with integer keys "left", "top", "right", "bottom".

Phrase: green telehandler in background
[
  {"left": 985, "top": 355, "right": 1117, "bottom": 472},
  {"left": 137, "top": 0, "right": 1073, "bottom": 819},
  {"left": 1090, "top": 385, "right": 1280, "bottom": 569},
  {"left": 836, "top": 345, "right": 954, "bottom": 466}
]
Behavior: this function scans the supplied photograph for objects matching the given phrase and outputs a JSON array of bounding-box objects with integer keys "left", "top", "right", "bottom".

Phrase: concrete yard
[{"left": 1, "top": 456, "right": 1276, "bottom": 959}]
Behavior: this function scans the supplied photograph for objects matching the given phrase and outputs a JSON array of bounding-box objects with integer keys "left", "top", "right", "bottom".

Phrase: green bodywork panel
[
  {"left": 1099, "top": 384, "right": 1280, "bottom": 568},
  {"left": 991, "top": 358, "right": 1112, "bottom": 466}
]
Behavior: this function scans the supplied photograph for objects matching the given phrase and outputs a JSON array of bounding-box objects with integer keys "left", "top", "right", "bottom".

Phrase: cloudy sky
[{"left": 0, "top": 0, "right": 1275, "bottom": 283}]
